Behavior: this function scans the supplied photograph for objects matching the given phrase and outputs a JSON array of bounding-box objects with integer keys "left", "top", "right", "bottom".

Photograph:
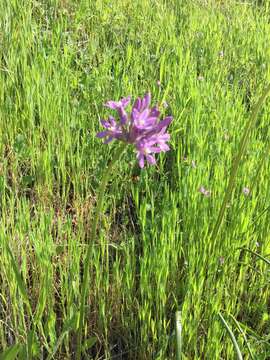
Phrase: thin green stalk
[
  {"left": 175, "top": 311, "right": 182, "bottom": 360},
  {"left": 218, "top": 312, "right": 243, "bottom": 360},
  {"left": 229, "top": 314, "right": 255, "bottom": 360},
  {"left": 5, "top": 243, "right": 34, "bottom": 359},
  {"left": 210, "top": 84, "right": 270, "bottom": 244},
  {"left": 240, "top": 247, "right": 270, "bottom": 266},
  {"left": 76, "top": 144, "right": 126, "bottom": 360},
  {"left": 5, "top": 243, "right": 32, "bottom": 315}
]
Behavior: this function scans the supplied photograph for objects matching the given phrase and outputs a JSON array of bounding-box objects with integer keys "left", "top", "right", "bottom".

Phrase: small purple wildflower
[
  {"left": 243, "top": 187, "right": 250, "bottom": 196},
  {"left": 157, "top": 80, "right": 161, "bottom": 87},
  {"left": 198, "top": 186, "right": 211, "bottom": 197},
  {"left": 162, "top": 100, "right": 168, "bottom": 109},
  {"left": 104, "top": 96, "right": 131, "bottom": 110},
  {"left": 224, "top": 132, "right": 230, "bottom": 141},
  {"left": 219, "top": 256, "right": 225, "bottom": 265},
  {"left": 219, "top": 50, "right": 224, "bottom": 58},
  {"left": 97, "top": 92, "right": 172, "bottom": 168}
]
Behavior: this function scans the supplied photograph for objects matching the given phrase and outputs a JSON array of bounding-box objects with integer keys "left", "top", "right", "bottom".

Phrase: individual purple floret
[
  {"left": 104, "top": 96, "right": 131, "bottom": 125},
  {"left": 104, "top": 96, "right": 131, "bottom": 110},
  {"left": 96, "top": 92, "right": 172, "bottom": 168},
  {"left": 243, "top": 187, "right": 250, "bottom": 196},
  {"left": 96, "top": 116, "right": 123, "bottom": 144},
  {"left": 198, "top": 186, "right": 211, "bottom": 197}
]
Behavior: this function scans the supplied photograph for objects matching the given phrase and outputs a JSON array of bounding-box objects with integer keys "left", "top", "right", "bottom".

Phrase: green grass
[{"left": 1, "top": 0, "right": 270, "bottom": 358}]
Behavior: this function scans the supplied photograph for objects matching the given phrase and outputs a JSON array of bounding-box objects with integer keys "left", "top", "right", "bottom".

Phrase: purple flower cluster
[{"left": 96, "top": 93, "right": 172, "bottom": 168}]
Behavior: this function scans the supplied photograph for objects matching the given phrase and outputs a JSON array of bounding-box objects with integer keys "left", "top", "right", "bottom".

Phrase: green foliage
[
  {"left": 1, "top": 0, "right": 270, "bottom": 358},
  {"left": 0, "top": 344, "right": 23, "bottom": 360}
]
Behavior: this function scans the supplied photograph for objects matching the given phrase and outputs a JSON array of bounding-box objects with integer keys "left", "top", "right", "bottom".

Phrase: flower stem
[{"left": 76, "top": 144, "right": 126, "bottom": 360}]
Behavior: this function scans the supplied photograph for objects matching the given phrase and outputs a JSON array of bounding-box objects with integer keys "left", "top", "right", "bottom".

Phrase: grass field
[{"left": 1, "top": 0, "right": 270, "bottom": 359}]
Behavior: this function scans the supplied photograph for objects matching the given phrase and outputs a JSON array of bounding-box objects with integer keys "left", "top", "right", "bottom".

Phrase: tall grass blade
[
  {"left": 46, "top": 315, "right": 78, "bottom": 360},
  {"left": 240, "top": 248, "right": 270, "bottom": 266},
  {"left": 5, "top": 243, "right": 32, "bottom": 314},
  {"left": 229, "top": 314, "right": 255, "bottom": 360},
  {"left": 211, "top": 85, "right": 270, "bottom": 244},
  {"left": 218, "top": 312, "right": 243, "bottom": 360},
  {"left": 0, "top": 344, "right": 23, "bottom": 360}
]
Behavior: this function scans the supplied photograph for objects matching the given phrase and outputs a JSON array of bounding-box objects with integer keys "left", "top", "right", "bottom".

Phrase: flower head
[{"left": 97, "top": 92, "right": 172, "bottom": 168}]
